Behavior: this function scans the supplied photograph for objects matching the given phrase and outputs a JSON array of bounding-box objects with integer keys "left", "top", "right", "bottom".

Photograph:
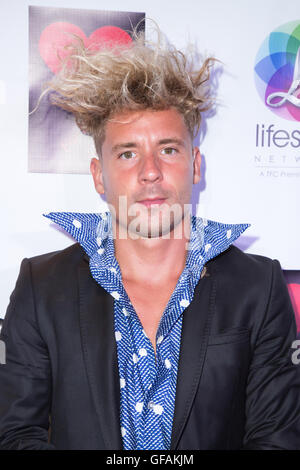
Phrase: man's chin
[
  {"left": 128, "top": 211, "right": 186, "bottom": 239},
  {"left": 136, "top": 222, "right": 175, "bottom": 239}
]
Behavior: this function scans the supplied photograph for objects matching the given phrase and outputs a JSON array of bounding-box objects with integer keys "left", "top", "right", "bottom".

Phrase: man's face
[{"left": 90, "top": 108, "right": 201, "bottom": 239}]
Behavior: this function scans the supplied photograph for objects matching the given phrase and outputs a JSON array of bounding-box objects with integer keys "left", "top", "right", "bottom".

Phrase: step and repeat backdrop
[{"left": 0, "top": 0, "right": 299, "bottom": 331}]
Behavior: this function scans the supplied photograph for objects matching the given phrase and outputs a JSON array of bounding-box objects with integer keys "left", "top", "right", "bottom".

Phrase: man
[{"left": 0, "top": 28, "right": 300, "bottom": 450}]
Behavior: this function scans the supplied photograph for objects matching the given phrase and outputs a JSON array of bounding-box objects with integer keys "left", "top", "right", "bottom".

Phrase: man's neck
[{"left": 113, "top": 218, "right": 191, "bottom": 285}]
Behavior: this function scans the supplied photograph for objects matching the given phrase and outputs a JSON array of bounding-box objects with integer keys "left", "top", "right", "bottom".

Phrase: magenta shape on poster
[{"left": 288, "top": 283, "right": 300, "bottom": 333}]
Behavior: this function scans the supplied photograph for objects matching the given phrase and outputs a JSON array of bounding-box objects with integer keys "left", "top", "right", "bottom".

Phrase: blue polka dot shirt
[{"left": 43, "top": 211, "right": 250, "bottom": 450}]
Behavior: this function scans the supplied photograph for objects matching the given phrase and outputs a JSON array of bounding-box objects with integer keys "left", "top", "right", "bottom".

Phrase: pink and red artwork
[
  {"left": 28, "top": 6, "right": 144, "bottom": 174},
  {"left": 285, "top": 275, "right": 300, "bottom": 336}
]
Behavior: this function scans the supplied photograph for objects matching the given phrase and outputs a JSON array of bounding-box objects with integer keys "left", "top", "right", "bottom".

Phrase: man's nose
[{"left": 138, "top": 152, "right": 163, "bottom": 183}]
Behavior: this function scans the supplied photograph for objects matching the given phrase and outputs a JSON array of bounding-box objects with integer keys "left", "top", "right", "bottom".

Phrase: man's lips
[{"left": 137, "top": 198, "right": 167, "bottom": 207}]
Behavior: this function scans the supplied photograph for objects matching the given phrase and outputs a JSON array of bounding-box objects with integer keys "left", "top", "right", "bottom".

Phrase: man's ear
[
  {"left": 193, "top": 147, "right": 201, "bottom": 184},
  {"left": 90, "top": 157, "right": 105, "bottom": 194}
]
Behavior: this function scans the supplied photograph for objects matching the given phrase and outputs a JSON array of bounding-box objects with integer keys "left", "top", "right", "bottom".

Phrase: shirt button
[{"left": 148, "top": 401, "right": 154, "bottom": 410}]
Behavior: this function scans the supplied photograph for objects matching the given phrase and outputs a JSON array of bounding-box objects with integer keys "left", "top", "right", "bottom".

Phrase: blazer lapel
[
  {"left": 170, "top": 262, "right": 217, "bottom": 449},
  {"left": 78, "top": 255, "right": 123, "bottom": 450}
]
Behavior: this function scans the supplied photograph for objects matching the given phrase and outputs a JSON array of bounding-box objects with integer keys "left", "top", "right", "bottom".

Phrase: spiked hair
[{"left": 40, "top": 26, "right": 215, "bottom": 156}]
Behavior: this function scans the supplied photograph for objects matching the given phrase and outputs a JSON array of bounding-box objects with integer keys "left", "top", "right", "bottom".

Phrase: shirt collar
[{"left": 43, "top": 211, "right": 250, "bottom": 278}]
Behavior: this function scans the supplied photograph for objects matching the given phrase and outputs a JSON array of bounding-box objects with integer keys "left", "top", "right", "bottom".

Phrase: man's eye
[
  {"left": 119, "top": 151, "right": 136, "bottom": 160},
  {"left": 161, "top": 147, "right": 177, "bottom": 155}
]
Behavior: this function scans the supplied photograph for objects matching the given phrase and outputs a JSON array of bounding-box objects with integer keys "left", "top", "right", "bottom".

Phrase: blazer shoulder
[
  {"left": 216, "top": 243, "right": 275, "bottom": 265},
  {"left": 206, "top": 245, "right": 291, "bottom": 334},
  {"left": 207, "top": 244, "right": 277, "bottom": 283},
  {"left": 26, "top": 242, "right": 87, "bottom": 280}
]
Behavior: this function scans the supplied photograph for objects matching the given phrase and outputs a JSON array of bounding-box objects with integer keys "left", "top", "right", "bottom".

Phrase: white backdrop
[{"left": 1, "top": 0, "right": 299, "bottom": 318}]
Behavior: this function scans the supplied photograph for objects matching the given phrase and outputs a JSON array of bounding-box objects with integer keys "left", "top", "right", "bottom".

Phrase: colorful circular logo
[{"left": 254, "top": 20, "right": 300, "bottom": 121}]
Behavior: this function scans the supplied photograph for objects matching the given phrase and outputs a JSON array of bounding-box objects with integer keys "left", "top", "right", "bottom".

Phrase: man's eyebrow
[
  {"left": 111, "top": 138, "right": 186, "bottom": 153},
  {"left": 111, "top": 142, "right": 137, "bottom": 152},
  {"left": 157, "top": 138, "right": 186, "bottom": 147}
]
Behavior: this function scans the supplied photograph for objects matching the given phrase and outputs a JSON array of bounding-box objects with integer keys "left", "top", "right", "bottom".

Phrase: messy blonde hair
[{"left": 40, "top": 25, "right": 215, "bottom": 156}]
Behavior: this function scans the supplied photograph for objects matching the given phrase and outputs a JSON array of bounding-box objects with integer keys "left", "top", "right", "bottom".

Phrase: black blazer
[{"left": 0, "top": 242, "right": 299, "bottom": 450}]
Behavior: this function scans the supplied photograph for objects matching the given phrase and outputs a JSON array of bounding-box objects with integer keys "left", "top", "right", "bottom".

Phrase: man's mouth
[{"left": 137, "top": 198, "right": 167, "bottom": 207}]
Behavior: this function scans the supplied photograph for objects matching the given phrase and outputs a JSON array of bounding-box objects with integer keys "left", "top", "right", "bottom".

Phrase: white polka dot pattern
[
  {"left": 132, "top": 353, "right": 138, "bottom": 364},
  {"left": 120, "top": 378, "right": 126, "bottom": 389},
  {"left": 122, "top": 308, "right": 129, "bottom": 317},
  {"left": 139, "top": 348, "right": 147, "bottom": 357},
  {"left": 153, "top": 404, "right": 164, "bottom": 415},
  {"left": 205, "top": 243, "right": 211, "bottom": 252},
  {"left": 179, "top": 299, "right": 190, "bottom": 308},
  {"left": 115, "top": 331, "right": 122, "bottom": 341},
  {"left": 165, "top": 359, "right": 171, "bottom": 369},
  {"left": 135, "top": 402, "right": 144, "bottom": 413},
  {"left": 157, "top": 335, "right": 163, "bottom": 345},
  {"left": 43, "top": 210, "right": 250, "bottom": 450},
  {"left": 111, "top": 291, "right": 120, "bottom": 300},
  {"left": 72, "top": 219, "right": 82, "bottom": 229}
]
